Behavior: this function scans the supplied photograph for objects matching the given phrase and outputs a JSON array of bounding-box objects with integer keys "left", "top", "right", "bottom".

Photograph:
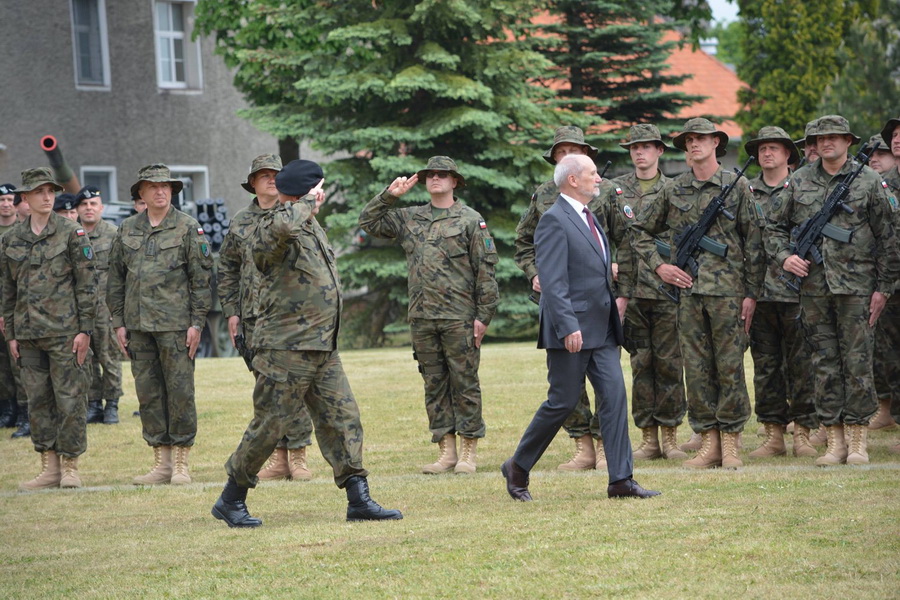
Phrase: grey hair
[{"left": 553, "top": 154, "right": 586, "bottom": 188}]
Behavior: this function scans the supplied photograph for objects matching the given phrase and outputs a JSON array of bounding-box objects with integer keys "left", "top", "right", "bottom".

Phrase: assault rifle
[
  {"left": 599, "top": 160, "right": 612, "bottom": 180},
  {"left": 659, "top": 156, "right": 756, "bottom": 303},
  {"left": 779, "top": 142, "right": 878, "bottom": 292}
]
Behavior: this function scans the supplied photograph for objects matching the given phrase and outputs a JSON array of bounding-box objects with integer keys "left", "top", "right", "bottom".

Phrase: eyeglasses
[{"left": 423, "top": 171, "right": 451, "bottom": 180}]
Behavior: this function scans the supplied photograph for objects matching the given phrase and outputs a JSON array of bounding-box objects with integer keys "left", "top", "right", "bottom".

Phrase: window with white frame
[
  {"left": 80, "top": 167, "right": 118, "bottom": 205},
  {"left": 70, "top": 0, "right": 110, "bottom": 89},
  {"left": 154, "top": 1, "right": 203, "bottom": 90}
]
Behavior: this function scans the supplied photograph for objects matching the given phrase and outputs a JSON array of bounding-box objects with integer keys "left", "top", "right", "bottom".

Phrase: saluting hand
[
  {"left": 310, "top": 179, "right": 326, "bottom": 215},
  {"left": 387, "top": 174, "right": 419, "bottom": 197}
]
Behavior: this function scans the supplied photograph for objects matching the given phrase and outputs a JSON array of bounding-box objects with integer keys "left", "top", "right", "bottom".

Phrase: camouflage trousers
[
  {"left": 0, "top": 327, "right": 26, "bottom": 411},
  {"left": 624, "top": 298, "right": 686, "bottom": 428},
  {"left": 678, "top": 295, "right": 751, "bottom": 433},
  {"left": 749, "top": 301, "right": 818, "bottom": 429},
  {"left": 874, "top": 293, "right": 900, "bottom": 406},
  {"left": 244, "top": 317, "right": 312, "bottom": 450},
  {"left": 800, "top": 294, "right": 877, "bottom": 426},
  {"left": 129, "top": 330, "right": 197, "bottom": 447},
  {"left": 89, "top": 302, "right": 123, "bottom": 402},
  {"left": 225, "top": 348, "right": 367, "bottom": 489},
  {"left": 18, "top": 336, "right": 90, "bottom": 457},
  {"left": 410, "top": 318, "right": 486, "bottom": 442},
  {"left": 560, "top": 385, "right": 600, "bottom": 440}
]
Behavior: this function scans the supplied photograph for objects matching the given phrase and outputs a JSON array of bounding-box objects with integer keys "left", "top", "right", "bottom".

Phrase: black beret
[
  {"left": 54, "top": 193, "right": 78, "bottom": 212},
  {"left": 75, "top": 185, "right": 102, "bottom": 204},
  {"left": 0, "top": 183, "right": 16, "bottom": 196},
  {"left": 275, "top": 159, "right": 324, "bottom": 197}
]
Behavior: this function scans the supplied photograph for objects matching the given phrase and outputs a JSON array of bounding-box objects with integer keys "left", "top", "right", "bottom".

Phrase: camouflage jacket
[
  {"left": 1, "top": 213, "right": 95, "bottom": 340},
  {"left": 769, "top": 159, "right": 897, "bottom": 296},
  {"left": 359, "top": 190, "right": 500, "bottom": 324},
  {"left": 251, "top": 198, "right": 342, "bottom": 351},
  {"left": 87, "top": 219, "right": 117, "bottom": 303},
  {"left": 218, "top": 199, "right": 273, "bottom": 323},
  {"left": 631, "top": 165, "right": 765, "bottom": 299},
  {"left": 608, "top": 172, "right": 669, "bottom": 300},
  {"left": 515, "top": 178, "right": 615, "bottom": 282},
  {"left": 748, "top": 173, "right": 799, "bottom": 303},
  {"left": 107, "top": 207, "right": 212, "bottom": 332}
]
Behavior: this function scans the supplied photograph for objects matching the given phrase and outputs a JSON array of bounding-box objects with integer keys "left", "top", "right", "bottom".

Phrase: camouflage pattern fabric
[
  {"left": 410, "top": 318, "right": 485, "bottom": 441},
  {"left": 0, "top": 224, "right": 25, "bottom": 411},
  {"left": 128, "top": 330, "right": 197, "bottom": 447},
  {"left": 18, "top": 336, "right": 90, "bottom": 457},
  {"left": 87, "top": 219, "right": 122, "bottom": 402},
  {"left": 874, "top": 167, "right": 899, "bottom": 407}
]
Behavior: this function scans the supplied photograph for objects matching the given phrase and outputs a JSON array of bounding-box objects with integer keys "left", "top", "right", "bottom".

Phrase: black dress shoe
[
  {"left": 211, "top": 496, "right": 263, "bottom": 528},
  {"left": 501, "top": 458, "right": 532, "bottom": 502},
  {"left": 607, "top": 477, "right": 661, "bottom": 499}
]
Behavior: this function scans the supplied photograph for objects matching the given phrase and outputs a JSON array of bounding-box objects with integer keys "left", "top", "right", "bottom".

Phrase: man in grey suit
[{"left": 501, "top": 154, "right": 660, "bottom": 501}]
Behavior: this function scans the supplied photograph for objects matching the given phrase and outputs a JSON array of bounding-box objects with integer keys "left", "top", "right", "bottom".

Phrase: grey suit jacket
[{"left": 535, "top": 196, "right": 624, "bottom": 350}]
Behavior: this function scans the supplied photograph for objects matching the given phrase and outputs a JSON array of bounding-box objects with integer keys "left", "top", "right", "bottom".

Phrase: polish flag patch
[
  {"left": 479, "top": 220, "right": 487, "bottom": 229},
  {"left": 197, "top": 227, "right": 205, "bottom": 235},
  {"left": 75, "top": 229, "right": 85, "bottom": 236}
]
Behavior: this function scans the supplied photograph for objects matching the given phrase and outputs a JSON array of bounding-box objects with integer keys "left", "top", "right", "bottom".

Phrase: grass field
[{"left": 1, "top": 342, "right": 898, "bottom": 599}]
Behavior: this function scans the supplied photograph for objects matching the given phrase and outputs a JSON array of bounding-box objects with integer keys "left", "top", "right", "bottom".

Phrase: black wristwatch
[{"left": 80, "top": 330, "right": 93, "bottom": 336}]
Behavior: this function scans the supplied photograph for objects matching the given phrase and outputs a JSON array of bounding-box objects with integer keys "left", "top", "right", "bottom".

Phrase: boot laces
[
  {"left": 722, "top": 433, "right": 737, "bottom": 457},
  {"left": 174, "top": 447, "right": 188, "bottom": 476},
  {"left": 290, "top": 449, "right": 307, "bottom": 470}
]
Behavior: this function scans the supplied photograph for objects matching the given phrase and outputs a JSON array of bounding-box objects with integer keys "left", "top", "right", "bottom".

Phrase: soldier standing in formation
[
  {"left": 514, "top": 126, "right": 613, "bottom": 471},
  {"left": 107, "top": 165, "right": 213, "bottom": 485},
  {"left": 359, "top": 157, "right": 499, "bottom": 474},
  {"left": 218, "top": 154, "right": 315, "bottom": 482},
  {"left": 771, "top": 115, "right": 897, "bottom": 466},
  {"left": 1, "top": 167, "right": 95, "bottom": 490},
  {"left": 743, "top": 127, "right": 819, "bottom": 458},
  {"left": 607, "top": 124, "right": 688, "bottom": 461},
  {"left": 632, "top": 118, "right": 765, "bottom": 470},
  {"left": 75, "top": 186, "right": 123, "bottom": 425},
  {"left": 0, "top": 182, "right": 27, "bottom": 438},
  {"left": 212, "top": 159, "right": 401, "bottom": 527}
]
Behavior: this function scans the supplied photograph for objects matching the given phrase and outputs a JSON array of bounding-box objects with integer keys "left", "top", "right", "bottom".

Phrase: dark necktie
[{"left": 583, "top": 207, "right": 606, "bottom": 260}]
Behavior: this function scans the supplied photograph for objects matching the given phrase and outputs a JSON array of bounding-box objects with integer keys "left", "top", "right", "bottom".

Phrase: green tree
[{"left": 707, "top": 20, "right": 745, "bottom": 68}]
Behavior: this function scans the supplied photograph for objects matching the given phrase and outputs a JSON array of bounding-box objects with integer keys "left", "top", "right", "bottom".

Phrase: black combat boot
[
  {"left": 345, "top": 476, "right": 403, "bottom": 521},
  {"left": 103, "top": 399, "right": 119, "bottom": 424},
  {"left": 211, "top": 478, "right": 262, "bottom": 528},
  {"left": 86, "top": 400, "right": 104, "bottom": 424},
  {"left": 11, "top": 404, "right": 30, "bottom": 439},
  {"left": 0, "top": 397, "right": 17, "bottom": 428}
]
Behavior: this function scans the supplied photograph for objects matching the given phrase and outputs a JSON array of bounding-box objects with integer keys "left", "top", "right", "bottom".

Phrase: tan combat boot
[
  {"left": 815, "top": 425, "right": 848, "bottom": 466},
  {"left": 845, "top": 424, "right": 869, "bottom": 465},
  {"left": 680, "top": 431, "right": 702, "bottom": 452},
  {"left": 809, "top": 427, "right": 827, "bottom": 446},
  {"left": 59, "top": 455, "right": 82, "bottom": 488},
  {"left": 660, "top": 426, "right": 688, "bottom": 459},
  {"left": 258, "top": 448, "right": 290, "bottom": 480},
  {"left": 288, "top": 447, "right": 313, "bottom": 480},
  {"left": 792, "top": 425, "right": 818, "bottom": 457},
  {"left": 868, "top": 398, "right": 897, "bottom": 430},
  {"left": 171, "top": 446, "right": 192, "bottom": 485},
  {"left": 557, "top": 434, "right": 596, "bottom": 471},
  {"left": 749, "top": 423, "right": 786, "bottom": 458},
  {"left": 455, "top": 437, "right": 478, "bottom": 474},
  {"left": 683, "top": 430, "right": 722, "bottom": 469},
  {"left": 20, "top": 450, "right": 61, "bottom": 491},
  {"left": 633, "top": 426, "right": 662, "bottom": 460},
  {"left": 721, "top": 432, "right": 743, "bottom": 469},
  {"left": 133, "top": 446, "right": 173, "bottom": 485},
  {"left": 422, "top": 433, "right": 457, "bottom": 474},
  {"left": 595, "top": 438, "right": 607, "bottom": 470}
]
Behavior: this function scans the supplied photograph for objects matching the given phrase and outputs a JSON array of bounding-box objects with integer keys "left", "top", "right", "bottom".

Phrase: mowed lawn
[{"left": 0, "top": 342, "right": 897, "bottom": 599}]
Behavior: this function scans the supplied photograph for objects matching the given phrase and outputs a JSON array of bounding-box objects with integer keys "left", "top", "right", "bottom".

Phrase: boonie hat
[
  {"left": 130, "top": 164, "right": 184, "bottom": 200},
  {"left": 866, "top": 134, "right": 891, "bottom": 152},
  {"left": 805, "top": 115, "right": 861, "bottom": 146},
  {"left": 881, "top": 116, "right": 900, "bottom": 148},
  {"left": 543, "top": 126, "right": 599, "bottom": 165},
  {"left": 416, "top": 156, "right": 466, "bottom": 188},
  {"left": 619, "top": 124, "right": 673, "bottom": 151},
  {"left": 794, "top": 118, "right": 820, "bottom": 149},
  {"left": 54, "top": 193, "right": 77, "bottom": 212},
  {"left": 275, "top": 159, "right": 324, "bottom": 197},
  {"left": 672, "top": 118, "right": 729, "bottom": 157},
  {"left": 744, "top": 126, "right": 800, "bottom": 165},
  {"left": 18, "top": 167, "right": 63, "bottom": 194},
  {"left": 75, "top": 185, "right": 102, "bottom": 205},
  {"left": 242, "top": 154, "right": 283, "bottom": 193}
]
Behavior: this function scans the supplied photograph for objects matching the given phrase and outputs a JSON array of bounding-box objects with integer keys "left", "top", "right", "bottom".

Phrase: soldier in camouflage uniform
[
  {"left": 0, "top": 182, "right": 25, "bottom": 436},
  {"left": 219, "top": 154, "right": 316, "bottom": 482},
  {"left": 743, "top": 127, "right": 819, "bottom": 459},
  {"left": 770, "top": 115, "right": 897, "bottom": 466},
  {"left": 1, "top": 168, "right": 95, "bottom": 490},
  {"left": 359, "top": 156, "right": 499, "bottom": 475},
  {"left": 794, "top": 119, "right": 821, "bottom": 168},
  {"left": 514, "top": 126, "right": 614, "bottom": 471},
  {"left": 212, "top": 159, "right": 401, "bottom": 527},
  {"left": 108, "top": 165, "right": 213, "bottom": 485},
  {"left": 75, "top": 186, "right": 123, "bottom": 425},
  {"left": 606, "top": 124, "right": 688, "bottom": 461},
  {"left": 632, "top": 118, "right": 765, "bottom": 470}
]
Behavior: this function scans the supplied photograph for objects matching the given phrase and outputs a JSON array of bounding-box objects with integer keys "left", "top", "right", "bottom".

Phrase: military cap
[
  {"left": 130, "top": 164, "right": 184, "bottom": 200},
  {"left": 805, "top": 115, "right": 860, "bottom": 145},
  {"left": 865, "top": 133, "right": 890, "bottom": 152},
  {"left": 881, "top": 116, "right": 899, "bottom": 148},
  {"left": 75, "top": 185, "right": 102, "bottom": 205},
  {"left": 543, "top": 126, "right": 600, "bottom": 165},
  {"left": 18, "top": 167, "right": 63, "bottom": 194},
  {"left": 794, "top": 119, "right": 819, "bottom": 149},
  {"left": 242, "top": 153, "right": 283, "bottom": 193},
  {"left": 619, "top": 123, "right": 673, "bottom": 151},
  {"left": 672, "top": 118, "right": 729, "bottom": 157},
  {"left": 416, "top": 156, "right": 467, "bottom": 188},
  {"left": 53, "top": 193, "right": 78, "bottom": 212},
  {"left": 0, "top": 183, "right": 16, "bottom": 196},
  {"left": 744, "top": 126, "right": 800, "bottom": 165},
  {"left": 275, "top": 159, "right": 324, "bottom": 197}
]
